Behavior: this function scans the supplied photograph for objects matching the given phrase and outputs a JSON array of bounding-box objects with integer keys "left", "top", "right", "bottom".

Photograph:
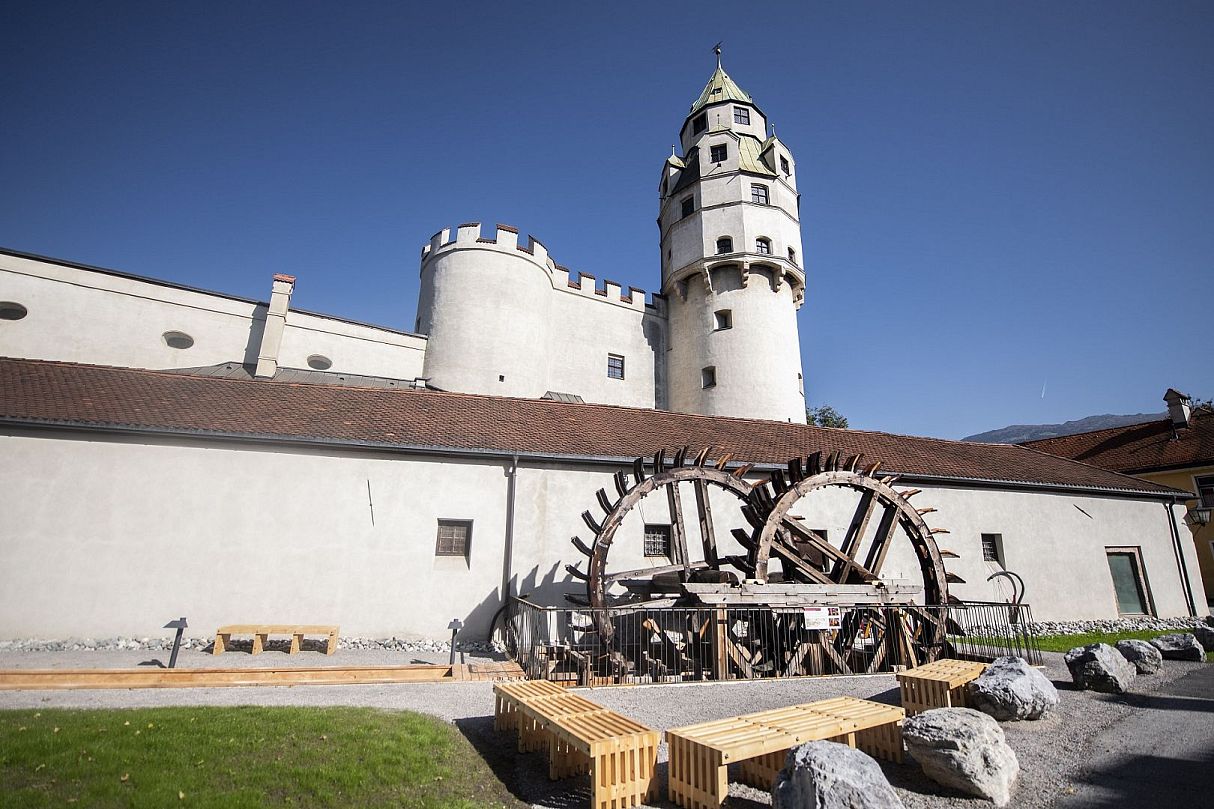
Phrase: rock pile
[
  {"left": 771, "top": 741, "right": 904, "bottom": 809},
  {"left": 0, "top": 637, "right": 503, "bottom": 654},
  {"left": 902, "top": 708, "right": 1019, "bottom": 807},
  {"left": 967, "top": 656, "right": 1059, "bottom": 720},
  {"left": 1020, "top": 616, "right": 1210, "bottom": 637},
  {"left": 1063, "top": 643, "right": 1136, "bottom": 692}
]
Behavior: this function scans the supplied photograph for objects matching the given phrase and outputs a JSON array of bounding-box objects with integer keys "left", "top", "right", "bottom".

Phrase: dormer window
[
  {"left": 681, "top": 197, "right": 694, "bottom": 218},
  {"left": 716, "top": 237, "right": 733, "bottom": 254},
  {"left": 780, "top": 156, "right": 790, "bottom": 175},
  {"left": 710, "top": 144, "right": 727, "bottom": 163},
  {"left": 751, "top": 184, "right": 769, "bottom": 205},
  {"left": 734, "top": 107, "right": 750, "bottom": 125},
  {"left": 756, "top": 238, "right": 772, "bottom": 255},
  {"left": 692, "top": 113, "right": 707, "bottom": 135}
]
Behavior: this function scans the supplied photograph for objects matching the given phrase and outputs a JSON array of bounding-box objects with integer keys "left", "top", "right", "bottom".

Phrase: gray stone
[
  {"left": 1150, "top": 633, "right": 1204, "bottom": 661},
  {"left": 967, "top": 656, "right": 1059, "bottom": 721},
  {"left": 1115, "top": 639, "right": 1163, "bottom": 674},
  {"left": 902, "top": 708, "right": 1019, "bottom": 807},
  {"left": 1063, "top": 643, "right": 1136, "bottom": 692},
  {"left": 771, "top": 741, "right": 904, "bottom": 809},
  {"left": 1190, "top": 625, "right": 1214, "bottom": 653}
]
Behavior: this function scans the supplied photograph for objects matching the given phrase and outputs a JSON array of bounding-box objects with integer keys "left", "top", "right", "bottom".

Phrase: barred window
[
  {"left": 435, "top": 520, "right": 472, "bottom": 558},
  {"left": 734, "top": 106, "right": 750, "bottom": 125},
  {"left": 607, "top": 353, "right": 625, "bottom": 380},
  {"left": 644, "top": 524, "right": 672, "bottom": 557},
  {"left": 981, "top": 533, "right": 1002, "bottom": 564},
  {"left": 751, "top": 184, "right": 768, "bottom": 205}
]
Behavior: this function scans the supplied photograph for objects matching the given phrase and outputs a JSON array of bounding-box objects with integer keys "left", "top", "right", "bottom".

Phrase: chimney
[
  {"left": 1164, "top": 388, "right": 1192, "bottom": 429},
  {"left": 254, "top": 274, "right": 295, "bottom": 379}
]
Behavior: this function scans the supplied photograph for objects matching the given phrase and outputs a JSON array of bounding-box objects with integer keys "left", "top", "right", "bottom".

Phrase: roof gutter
[{"left": 0, "top": 418, "right": 1189, "bottom": 503}]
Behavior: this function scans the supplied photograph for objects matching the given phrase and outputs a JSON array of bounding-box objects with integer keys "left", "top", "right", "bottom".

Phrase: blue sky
[{"left": 2, "top": 1, "right": 1210, "bottom": 439}]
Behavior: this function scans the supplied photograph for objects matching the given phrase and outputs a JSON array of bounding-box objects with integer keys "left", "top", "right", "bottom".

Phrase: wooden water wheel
[{"left": 564, "top": 448, "right": 961, "bottom": 675}]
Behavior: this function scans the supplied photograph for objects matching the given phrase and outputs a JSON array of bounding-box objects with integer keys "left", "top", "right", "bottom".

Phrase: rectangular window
[
  {"left": 710, "top": 144, "right": 727, "bottom": 163},
  {"left": 1196, "top": 475, "right": 1214, "bottom": 508},
  {"left": 755, "top": 238, "right": 771, "bottom": 255},
  {"left": 713, "top": 309, "right": 732, "bottom": 330},
  {"left": 607, "top": 353, "right": 625, "bottom": 380},
  {"left": 780, "top": 156, "right": 790, "bottom": 175},
  {"left": 701, "top": 366, "right": 716, "bottom": 389},
  {"left": 644, "top": 524, "right": 672, "bottom": 557},
  {"left": 734, "top": 106, "right": 750, "bottom": 125},
  {"left": 1105, "top": 547, "right": 1153, "bottom": 615},
  {"left": 981, "top": 533, "right": 1003, "bottom": 564},
  {"left": 692, "top": 113, "right": 707, "bottom": 134},
  {"left": 751, "top": 185, "right": 768, "bottom": 205},
  {"left": 435, "top": 519, "right": 472, "bottom": 558},
  {"left": 787, "top": 247, "right": 797, "bottom": 265},
  {"left": 681, "top": 197, "right": 694, "bottom": 218}
]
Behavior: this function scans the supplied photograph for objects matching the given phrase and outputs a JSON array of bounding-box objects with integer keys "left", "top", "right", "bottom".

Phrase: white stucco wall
[
  {"left": 0, "top": 426, "right": 1203, "bottom": 641},
  {"left": 417, "top": 224, "right": 663, "bottom": 408},
  {"left": 0, "top": 252, "right": 427, "bottom": 379}
]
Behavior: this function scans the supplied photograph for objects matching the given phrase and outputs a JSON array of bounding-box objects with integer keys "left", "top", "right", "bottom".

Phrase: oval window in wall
[
  {"left": 0, "top": 302, "right": 28, "bottom": 320},
  {"left": 307, "top": 354, "right": 333, "bottom": 371},
  {"left": 162, "top": 331, "right": 195, "bottom": 349}
]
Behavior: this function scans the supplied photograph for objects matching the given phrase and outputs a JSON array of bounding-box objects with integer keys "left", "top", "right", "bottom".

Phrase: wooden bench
[
  {"left": 896, "top": 659, "right": 988, "bottom": 715},
  {"left": 492, "top": 683, "right": 659, "bottom": 809},
  {"left": 213, "top": 624, "right": 339, "bottom": 656},
  {"left": 667, "top": 696, "right": 904, "bottom": 809}
]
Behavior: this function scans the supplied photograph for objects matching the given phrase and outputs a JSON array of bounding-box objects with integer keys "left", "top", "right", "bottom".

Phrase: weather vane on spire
[{"left": 713, "top": 41, "right": 723, "bottom": 69}]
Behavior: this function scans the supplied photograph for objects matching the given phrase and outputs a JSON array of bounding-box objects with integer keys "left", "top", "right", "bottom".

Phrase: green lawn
[
  {"left": 1031, "top": 629, "right": 1214, "bottom": 661},
  {"left": 0, "top": 707, "right": 526, "bottom": 809}
]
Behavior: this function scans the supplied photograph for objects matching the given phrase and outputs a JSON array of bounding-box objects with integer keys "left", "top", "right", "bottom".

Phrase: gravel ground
[{"left": 0, "top": 649, "right": 1207, "bottom": 808}]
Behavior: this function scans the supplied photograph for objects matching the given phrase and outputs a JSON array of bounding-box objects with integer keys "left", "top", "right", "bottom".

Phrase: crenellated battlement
[{"left": 420, "top": 222, "right": 664, "bottom": 313}]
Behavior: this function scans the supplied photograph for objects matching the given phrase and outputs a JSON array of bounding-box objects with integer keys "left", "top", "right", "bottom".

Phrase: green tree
[{"left": 807, "top": 405, "right": 849, "bottom": 429}]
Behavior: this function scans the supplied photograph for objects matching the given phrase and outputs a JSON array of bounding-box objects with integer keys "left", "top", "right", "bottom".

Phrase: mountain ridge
[{"left": 963, "top": 412, "right": 1165, "bottom": 445}]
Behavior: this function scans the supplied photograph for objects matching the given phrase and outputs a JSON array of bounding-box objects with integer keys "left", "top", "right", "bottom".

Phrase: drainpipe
[
  {"left": 500, "top": 455, "right": 520, "bottom": 610},
  {"left": 1165, "top": 498, "right": 1197, "bottom": 617}
]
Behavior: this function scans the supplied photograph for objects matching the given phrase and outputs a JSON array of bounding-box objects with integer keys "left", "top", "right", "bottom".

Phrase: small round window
[
  {"left": 0, "top": 302, "right": 28, "bottom": 321},
  {"left": 307, "top": 354, "right": 332, "bottom": 371},
  {"left": 162, "top": 331, "right": 194, "bottom": 349}
]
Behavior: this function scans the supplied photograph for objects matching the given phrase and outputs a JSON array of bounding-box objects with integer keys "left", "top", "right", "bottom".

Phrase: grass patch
[
  {"left": 956, "top": 629, "right": 1213, "bottom": 661},
  {"left": 0, "top": 707, "right": 525, "bottom": 809}
]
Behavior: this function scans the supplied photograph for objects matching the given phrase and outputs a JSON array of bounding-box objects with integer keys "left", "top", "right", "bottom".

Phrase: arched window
[
  {"left": 716, "top": 237, "right": 733, "bottom": 255},
  {"left": 755, "top": 237, "right": 772, "bottom": 255}
]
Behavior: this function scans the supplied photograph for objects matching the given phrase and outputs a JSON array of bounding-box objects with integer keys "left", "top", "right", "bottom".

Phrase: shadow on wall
[
  {"left": 241, "top": 304, "right": 269, "bottom": 366},
  {"left": 642, "top": 313, "right": 666, "bottom": 410},
  {"left": 457, "top": 562, "right": 573, "bottom": 643}
]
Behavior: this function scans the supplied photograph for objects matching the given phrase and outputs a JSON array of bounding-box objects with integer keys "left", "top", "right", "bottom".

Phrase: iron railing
[{"left": 504, "top": 598, "right": 1039, "bottom": 685}]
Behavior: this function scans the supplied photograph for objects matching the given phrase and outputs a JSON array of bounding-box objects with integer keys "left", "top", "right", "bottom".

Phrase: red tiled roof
[
  {"left": 1023, "top": 408, "right": 1214, "bottom": 474},
  {"left": 0, "top": 357, "right": 1183, "bottom": 498}
]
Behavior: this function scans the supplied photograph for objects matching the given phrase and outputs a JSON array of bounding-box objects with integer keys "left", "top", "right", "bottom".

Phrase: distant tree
[{"left": 807, "top": 405, "right": 849, "bottom": 429}]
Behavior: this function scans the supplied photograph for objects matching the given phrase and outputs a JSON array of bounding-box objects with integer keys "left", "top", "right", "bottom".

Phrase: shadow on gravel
[{"left": 453, "top": 715, "right": 598, "bottom": 808}]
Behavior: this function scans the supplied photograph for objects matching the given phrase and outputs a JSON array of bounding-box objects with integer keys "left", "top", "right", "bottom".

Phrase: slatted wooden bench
[
  {"left": 492, "top": 683, "right": 659, "bottom": 809},
  {"left": 667, "top": 696, "right": 904, "bottom": 809},
  {"left": 896, "top": 659, "right": 988, "bottom": 715},
  {"left": 213, "top": 624, "right": 339, "bottom": 656}
]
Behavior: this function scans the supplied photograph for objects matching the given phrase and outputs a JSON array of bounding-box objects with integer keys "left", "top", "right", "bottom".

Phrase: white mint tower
[{"left": 659, "top": 51, "right": 807, "bottom": 423}]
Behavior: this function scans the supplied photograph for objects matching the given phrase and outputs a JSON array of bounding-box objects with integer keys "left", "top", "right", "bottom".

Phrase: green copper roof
[
  {"left": 737, "top": 135, "right": 776, "bottom": 176},
  {"left": 689, "top": 65, "right": 754, "bottom": 116}
]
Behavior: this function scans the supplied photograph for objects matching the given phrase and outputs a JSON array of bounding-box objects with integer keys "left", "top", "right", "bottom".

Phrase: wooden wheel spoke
[
  {"left": 861, "top": 504, "right": 899, "bottom": 577},
  {"left": 693, "top": 478, "right": 718, "bottom": 566},
  {"left": 666, "top": 479, "right": 690, "bottom": 572},
  {"left": 831, "top": 490, "right": 876, "bottom": 583}
]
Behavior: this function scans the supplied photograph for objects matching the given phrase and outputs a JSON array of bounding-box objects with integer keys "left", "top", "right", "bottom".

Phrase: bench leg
[
  {"left": 668, "top": 735, "right": 727, "bottom": 809},
  {"left": 213, "top": 633, "right": 228, "bottom": 655},
  {"left": 856, "top": 721, "right": 904, "bottom": 764},
  {"left": 326, "top": 630, "right": 338, "bottom": 655},
  {"left": 252, "top": 633, "right": 266, "bottom": 655},
  {"left": 740, "top": 750, "right": 786, "bottom": 790},
  {"left": 290, "top": 634, "right": 302, "bottom": 655}
]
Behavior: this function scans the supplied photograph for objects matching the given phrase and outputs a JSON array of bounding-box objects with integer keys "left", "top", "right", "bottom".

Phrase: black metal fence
[{"left": 505, "top": 598, "right": 1039, "bottom": 685}]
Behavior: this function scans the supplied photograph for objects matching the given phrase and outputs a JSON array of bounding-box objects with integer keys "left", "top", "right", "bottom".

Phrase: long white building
[{"left": 0, "top": 60, "right": 1206, "bottom": 640}]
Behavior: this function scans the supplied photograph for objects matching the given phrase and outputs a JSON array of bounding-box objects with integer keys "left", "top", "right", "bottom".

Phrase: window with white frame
[
  {"left": 734, "top": 106, "right": 750, "bottom": 125},
  {"left": 1196, "top": 475, "right": 1214, "bottom": 508},
  {"left": 755, "top": 237, "right": 772, "bottom": 255},
  {"left": 750, "top": 184, "right": 769, "bottom": 205},
  {"left": 981, "top": 533, "right": 1003, "bottom": 565}
]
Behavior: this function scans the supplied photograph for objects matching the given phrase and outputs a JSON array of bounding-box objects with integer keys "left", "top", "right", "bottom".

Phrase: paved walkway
[{"left": 1050, "top": 663, "right": 1214, "bottom": 808}]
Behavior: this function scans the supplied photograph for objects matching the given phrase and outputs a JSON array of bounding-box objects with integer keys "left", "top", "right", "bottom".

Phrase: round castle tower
[{"left": 660, "top": 53, "right": 807, "bottom": 423}]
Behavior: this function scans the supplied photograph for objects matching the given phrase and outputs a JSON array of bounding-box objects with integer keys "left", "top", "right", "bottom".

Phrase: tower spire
[{"left": 713, "top": 41, "right": 722, "bottom": 70}]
